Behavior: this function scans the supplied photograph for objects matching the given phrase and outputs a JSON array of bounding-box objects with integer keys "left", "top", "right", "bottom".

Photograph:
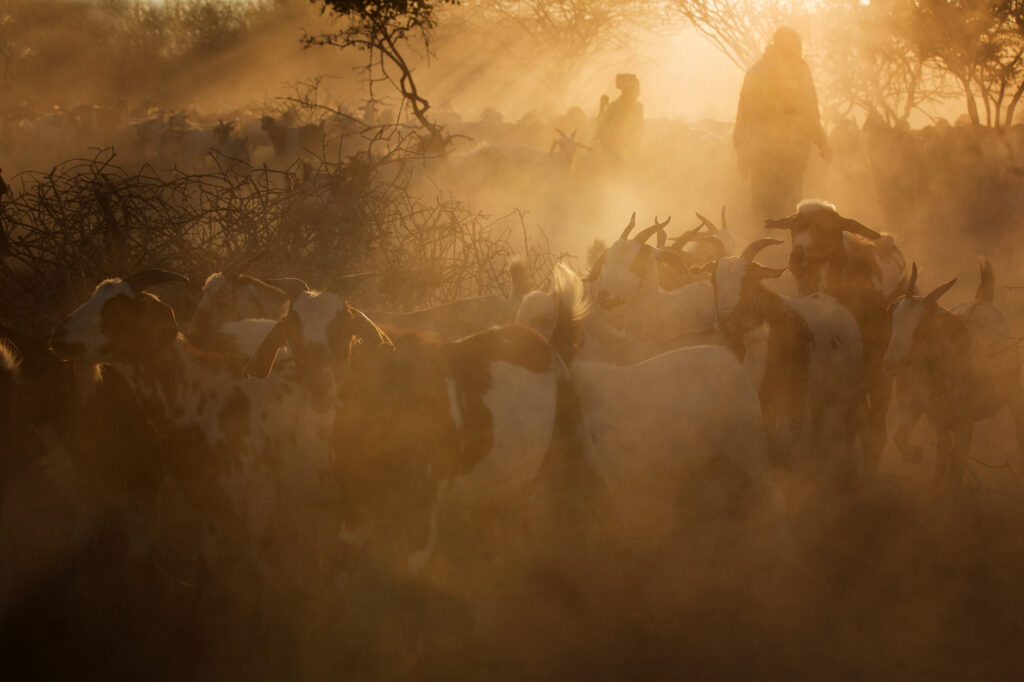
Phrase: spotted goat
[{"left": 49, "top": 269, "right": 337, "bottom": 605}]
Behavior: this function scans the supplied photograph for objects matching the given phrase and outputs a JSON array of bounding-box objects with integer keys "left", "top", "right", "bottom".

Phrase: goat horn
[
  {"left": 633, "top": 215, "right": 672, "bottom": 244},
  {"left": 740, "top": 238, "right": 783, "bottom": 262},
  {"left": 907, "top": 263, "right": 918, "bottom": 296},
  {"left": 924, "top": 277, "right": 957, "bottom": 307},
  {"left": 223, "top": 249, "right": 267, "bottom": 280},
  {"left": 326, "top": 271, "right": 377, "bottom": 298},
  {"left": 619, "top": 212, "right": 637, "bottom": 240},
  {"left": 670, "top": 223, "right": 708, "bottom": 252},
  {"left": 123, "top": 268, "right": 189, "bottom": 292},
  {"left": 695, "top": 211, "right": 719, "bottom": 234}
]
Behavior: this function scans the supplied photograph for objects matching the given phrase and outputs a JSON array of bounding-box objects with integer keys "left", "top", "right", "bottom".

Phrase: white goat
[
  {"left": 885, "top": 260, "right": 1023, "bottom": 489},
  {"left": 711, "top": 239, "right": 866, "bottom": 472},
  {"left": 585, "top": 213, "right": 716, "bottom": 349}
]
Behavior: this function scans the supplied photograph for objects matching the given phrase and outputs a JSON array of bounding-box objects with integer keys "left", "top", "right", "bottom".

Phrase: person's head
[
  {"left": 615, "top": 73, "right": 640, "bottom": 100},
  {"left": 771, "top": 26, "right": 802, "bottom": 60}
]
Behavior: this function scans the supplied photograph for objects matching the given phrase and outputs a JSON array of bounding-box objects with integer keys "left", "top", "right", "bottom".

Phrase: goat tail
[
  {"left": 976, "top": 257, "right": 995, "bottom": 303},
  {"left": 508, "top": 256, "right": 530, "bottom": 309},
  {"left": 548, "top": 263, "right": 589, "bottom": 366}
]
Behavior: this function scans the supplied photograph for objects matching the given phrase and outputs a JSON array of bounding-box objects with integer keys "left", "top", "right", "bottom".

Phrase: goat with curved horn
[
  {"left": 633, "top": 216, "right": 672, "bottom": 245},
  {"left": 124, "top": 269, "right": 189, "bottom": 292},
  {"left": 619, "top": 212, "right": 637, "bottom": 240},
  {"left": 670, "top": 223, "right": 709, "bottom": 252},
  {"left": 740, "top": 238, "right": 783, "bottom": 262},
  {"left": 694, "top": 211, "right": 718, "bottom": 234}
]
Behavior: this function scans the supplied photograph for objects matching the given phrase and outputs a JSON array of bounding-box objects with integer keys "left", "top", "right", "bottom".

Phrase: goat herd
[{"left": 2, "top": 197, "right": 1022, "bottom": 675}]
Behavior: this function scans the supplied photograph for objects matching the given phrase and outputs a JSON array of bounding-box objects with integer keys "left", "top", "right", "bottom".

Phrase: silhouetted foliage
[
  {"left": 306, "top": 0, "right": 460, "bottom": 140},
  {"left": 0, "top": 147, "right": 560, "bottom": 330}
]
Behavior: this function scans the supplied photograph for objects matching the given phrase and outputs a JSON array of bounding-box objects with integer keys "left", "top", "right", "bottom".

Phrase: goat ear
[
  {"left": 347, "top": 305, "right": 394, "bottom": 350},
  {"left": 326, "top": 272, "right": 376, "bottom": 299},
  {"left": 264, "top": 277, "right": 309, "bottom": 300},
  {"left": 245, "top": 318, "right": 289, "bottom": 379},
  {"left": 583, "top": 253, "right": 606, "bottom": 282},
  {"left": 838, "top": 217, "right": 881, "bottom": 240},
  {"left": 923, "top": 278, "right": 957, "bottom": 307},
  {"left": 764, "top": 214, "right": 796, "bottom": 231}
]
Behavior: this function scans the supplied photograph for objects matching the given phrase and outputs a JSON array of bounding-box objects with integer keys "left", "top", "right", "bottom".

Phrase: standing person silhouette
[
  {"left": 595, "top": 73, "right": 644, "bottom": 166},
  {"left": 734, "top": 27, "right": 831, "bottom": 221}
]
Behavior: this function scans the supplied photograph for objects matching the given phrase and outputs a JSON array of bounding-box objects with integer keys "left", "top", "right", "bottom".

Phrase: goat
[
  {"left": 186, "top": 251, "right": 293, "bottom": 356},
  {"left": 670, "top": 207, "right": 736, "bottom": 272},
  {"left": 711, "top": 239, "right": 866, "bottom": 472},
  {"left": 244, "top": 274, "right": 606, "bottom": 592},
  {"left": 585, "top": 213, "right": 716, "bottom": 349},
  {"left": 49, "top": 269, "right": 337, "bottom": 607},
  {"left": 543, "top": 265, "right": 774, "bottom": 545},
  {"left": 193, "top": 256, "right": 527, "bottom": 345},
  {"left": 550, "top": 128, "right": 587, "bottom": 169},
  {"left": 213, "top": 120, "right": 251, "bottom": 163},
  {"left": 260, "top": 116, "right": 324, "bottom": 160},
  {"left": 766, "top": 199, "right": 906, "bottom": 465},
  {"left": 884, "top": 261, "right": 1022, "bottom": 489}
]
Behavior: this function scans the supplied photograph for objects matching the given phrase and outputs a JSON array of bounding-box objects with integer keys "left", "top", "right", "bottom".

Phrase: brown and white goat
[
  {"left": 712, "top": 239, "right": 866, "bottom": 471},
  {"left": 766, "top": 199, "right": 906, "bottom": 464},
  {"left": 245, "top": 275, "right": 605, "bottom": 584},
  {"left": 49, "top": 270, "right": 336, "bottom": 600},
  {"left": 884, "top": 261, "right": 1022, "bottom": 489}
]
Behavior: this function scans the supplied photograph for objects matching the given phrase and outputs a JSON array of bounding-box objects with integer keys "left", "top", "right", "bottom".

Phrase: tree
[
  {"left": 305, "top": 0, "right": 459, "bottom": 142},
  {"left": 816, "top": 0, "right": 951, "bottom": 124},
  {"left": 670, "top": 0, "right": 955, "bottom": 125},
  {"left": 910, "top": 0, "right": 1024, "bottom": 126},
  {"left": 670, "top": 0, "right": 815, "bottom": 70}
]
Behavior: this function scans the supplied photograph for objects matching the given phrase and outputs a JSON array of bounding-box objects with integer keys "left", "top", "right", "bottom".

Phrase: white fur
[
  {"left": 447, "top": 361, "right": 558, "bottom": 506},
  {"left": 885, "top": 298, "right": 924, "bottom": 371},
  {"left": 572, "top": 346, "right": 768, "bottom": 540},
  {"left": 592, "top": 239, "right": 715, "bottom": 345},
  {"left": 55, "top": 279, "right": 133, "bottom": 362}
]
